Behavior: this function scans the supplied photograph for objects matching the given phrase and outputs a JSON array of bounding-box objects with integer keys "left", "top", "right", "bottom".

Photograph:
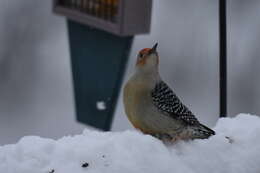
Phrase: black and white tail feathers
[{"left": 192, "top": 123, "right": 215, "bottom": 139}]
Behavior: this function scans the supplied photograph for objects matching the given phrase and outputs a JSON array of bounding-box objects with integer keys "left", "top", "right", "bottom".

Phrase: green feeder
[{"left": 53, "top": 0, "right": 152, "bottom": 130}]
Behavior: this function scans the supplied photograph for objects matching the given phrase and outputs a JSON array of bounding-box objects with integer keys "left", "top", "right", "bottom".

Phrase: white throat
[{"left": 131, "top": 67, "right": 161, "bottom": 89}]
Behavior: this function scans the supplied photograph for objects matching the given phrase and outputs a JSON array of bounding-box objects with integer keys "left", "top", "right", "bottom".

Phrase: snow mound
[{"left": 0, "top": 114, "right": 260, "bottom": 173}]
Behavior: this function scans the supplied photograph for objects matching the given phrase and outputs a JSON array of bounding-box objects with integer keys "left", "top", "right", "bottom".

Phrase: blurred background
[{"left": 0, "top": 0, "right": 259, "bottom": 145}]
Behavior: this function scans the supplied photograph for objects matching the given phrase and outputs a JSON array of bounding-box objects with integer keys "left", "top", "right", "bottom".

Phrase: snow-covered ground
[{"left": 0, "top": 113, "right": 259, "bottom": 173}]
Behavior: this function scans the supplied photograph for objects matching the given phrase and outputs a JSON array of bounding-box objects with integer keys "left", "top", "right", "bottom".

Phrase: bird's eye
[{"left": 139, "top": 53, "right": 143, "bottom": 58}]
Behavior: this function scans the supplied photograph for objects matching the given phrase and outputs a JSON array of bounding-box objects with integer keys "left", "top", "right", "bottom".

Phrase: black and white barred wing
[{"left": 151, "top": 81, "right": 200, "bottom": 125}]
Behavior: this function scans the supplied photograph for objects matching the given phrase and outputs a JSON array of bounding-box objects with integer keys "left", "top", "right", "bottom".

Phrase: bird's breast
[{"left": 123, "top": 81, "right": 154, "bottom": 132}]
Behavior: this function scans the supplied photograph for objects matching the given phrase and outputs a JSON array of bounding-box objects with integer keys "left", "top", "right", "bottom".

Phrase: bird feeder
[
  {"left": 53, "top": 0, "right": 152, "bottom": 130},
  {"left": 53, "top": 0, "right": 152, "bottom": 36}
]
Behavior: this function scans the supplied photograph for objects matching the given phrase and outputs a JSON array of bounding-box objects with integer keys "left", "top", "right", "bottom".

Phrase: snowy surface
[{"left": 0, "top": 114, "right": 260, "bottom": 173}]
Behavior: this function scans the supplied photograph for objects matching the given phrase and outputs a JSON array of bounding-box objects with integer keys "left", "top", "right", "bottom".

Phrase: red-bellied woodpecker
[{"left": 123, "top": 43, "right": 215, "bottom": 142}]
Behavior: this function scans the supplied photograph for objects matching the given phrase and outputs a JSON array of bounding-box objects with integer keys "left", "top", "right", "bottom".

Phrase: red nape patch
[{"left": 139, "top": 48, "right": 151, "bottom": 54}]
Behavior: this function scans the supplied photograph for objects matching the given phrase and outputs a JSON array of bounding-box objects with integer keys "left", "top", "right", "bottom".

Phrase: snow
[
  {"left": 96, "top": 101, "right": 106, "bottom": 111},
  {"left": 0, "top": 114, "right": 260, "bottom": 173}
]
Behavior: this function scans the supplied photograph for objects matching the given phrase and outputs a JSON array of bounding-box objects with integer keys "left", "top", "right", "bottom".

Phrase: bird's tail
[{"left": 192, "top": 123, "right": 215, "bottom": 139}]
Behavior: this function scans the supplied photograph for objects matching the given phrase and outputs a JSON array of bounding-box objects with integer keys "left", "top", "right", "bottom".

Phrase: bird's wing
[{"left": 151, "top": 81, "right": 200, "bottom": 125}]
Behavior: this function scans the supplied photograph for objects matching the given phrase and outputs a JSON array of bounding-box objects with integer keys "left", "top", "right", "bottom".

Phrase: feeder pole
[{"left": 219, "top": 0, "right": 227, "bottom": 117}]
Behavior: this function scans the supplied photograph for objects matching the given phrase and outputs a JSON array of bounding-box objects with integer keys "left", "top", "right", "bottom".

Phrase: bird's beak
[{"left": 149, "top": 43, "right": 158, "bottom": 54}]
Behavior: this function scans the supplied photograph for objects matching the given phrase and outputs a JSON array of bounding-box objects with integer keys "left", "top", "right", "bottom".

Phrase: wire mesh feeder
[
  {"left": 58, "top": 0, "right": 119, "bottom": 22},
  {"left": 53, "top": 0, "right": 152, "bottom": 36}
]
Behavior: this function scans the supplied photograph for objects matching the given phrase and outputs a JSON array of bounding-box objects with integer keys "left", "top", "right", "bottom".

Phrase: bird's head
[{"left": 135, "top": 43, "right": 159, "bottom": 72}]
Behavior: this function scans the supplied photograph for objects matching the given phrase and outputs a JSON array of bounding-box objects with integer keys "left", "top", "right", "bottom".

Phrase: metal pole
[{"left": 219, "top": 0, "right": 227, "bottom": 117}]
